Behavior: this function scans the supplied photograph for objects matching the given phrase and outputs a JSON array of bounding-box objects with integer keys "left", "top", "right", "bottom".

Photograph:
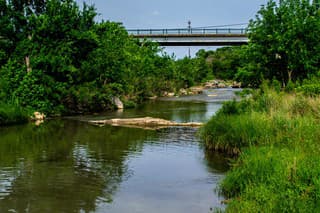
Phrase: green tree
[{"left": 242, "top": 0, "right": 320, "bottom": 86}]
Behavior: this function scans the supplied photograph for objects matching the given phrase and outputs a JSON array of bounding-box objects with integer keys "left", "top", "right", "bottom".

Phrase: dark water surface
[{"left": 0, "top": 89, "right": 238, "bottom": 213}]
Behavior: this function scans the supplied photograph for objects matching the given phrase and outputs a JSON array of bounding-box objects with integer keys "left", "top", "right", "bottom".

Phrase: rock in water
[
  {"left": 88, "top": 117, "right": 203, "bottom": 130},
  {"left": 32, "top": 112, "right": 45, "bottom": 121},
  {"left": 112, "top": 97, "right": 124, "bottom": 109}
]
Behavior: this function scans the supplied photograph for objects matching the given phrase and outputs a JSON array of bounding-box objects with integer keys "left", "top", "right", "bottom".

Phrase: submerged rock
[{"left": 88, "top": 117, "right": 203, "bottom": 130}]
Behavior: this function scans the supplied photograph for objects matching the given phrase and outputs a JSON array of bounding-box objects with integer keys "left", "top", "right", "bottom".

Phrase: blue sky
[{"left": 76, "top": 0, "right": 269, "bottom": 57}]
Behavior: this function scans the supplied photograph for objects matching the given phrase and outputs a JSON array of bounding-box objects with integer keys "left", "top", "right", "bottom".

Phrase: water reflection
[
  {"left": 0, "top": 91, "right": 233, "bottom": 212},
  {"left": 0, "top": 121, "right": 157, "bottom": 212}
]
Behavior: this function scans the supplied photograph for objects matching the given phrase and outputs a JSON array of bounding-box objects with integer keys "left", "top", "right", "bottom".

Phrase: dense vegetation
[
  {"left": 0, "top": 101, "right": 28, "bottom": 125},
  {"left": 236, "top": 0, "right": 320, "bottom": 87},
  {"left": 0, "top": 0, "right": 260, "bottom": 123},
  {"left": 0, "top": 0, "right": 164, "bottom": 115},
  {"left": 200, "top": 0, "right": 320, "bottom": 212},
  {"left": 202, "top": 86, "right": 320, "bottom": 212},
  {"left": 0, "top": 0, "right": 216, "bottom": 118}
]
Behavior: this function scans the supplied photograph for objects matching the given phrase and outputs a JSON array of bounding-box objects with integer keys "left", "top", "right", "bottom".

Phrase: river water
[{"left": 0, "top": 89, "right": 239, "bottom": 213}]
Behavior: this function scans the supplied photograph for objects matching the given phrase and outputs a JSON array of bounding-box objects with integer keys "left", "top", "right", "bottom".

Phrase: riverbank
[
  {"left": 161, "top": 79, "right": 241, "bottom": 98},
  {"left": 0, "top": 80, "right": 240, "bottom": 127},
  {"left": 200, "top": 87, "right": 320, "bottom": 212}
]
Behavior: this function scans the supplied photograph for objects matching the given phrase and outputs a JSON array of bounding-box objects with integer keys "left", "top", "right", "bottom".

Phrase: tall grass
[
  {"left": 0, "top": 102, "right": 29, "bottom": 126},
  {"left": 200, "top": 87, "right": 320, "bottom": 212}
]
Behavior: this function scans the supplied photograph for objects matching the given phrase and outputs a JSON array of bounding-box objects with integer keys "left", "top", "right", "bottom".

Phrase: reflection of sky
[
  {"left": 170, "top": 102, "right": 222, "bottom": 123},
  {"left": 76, "top": 89, "right": 240, "bottom": 123},
  {"left": 0, "top": 91, "right": 234, "bottom": 212},
  {"left": 97, "top": 128, "right": 227, "bottom": 213},
  {"left": 0, "top": 168, "right": 21, "bottom": 199},
  {"left": 164, "top": 89, "right": 240, "bottom": 122},
  {"left": 205, "top": 102, "right": 223, "bottom": 120}
]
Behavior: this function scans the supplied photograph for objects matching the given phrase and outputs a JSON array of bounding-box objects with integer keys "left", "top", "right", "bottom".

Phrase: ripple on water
[{"left": 0, "top": 167, "right": 21, "bottom": 200}]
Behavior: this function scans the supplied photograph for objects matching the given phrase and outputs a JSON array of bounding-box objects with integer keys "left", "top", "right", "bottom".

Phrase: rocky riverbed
[{"left": 162, "top": 80, "right": 241, "bottom": 97}]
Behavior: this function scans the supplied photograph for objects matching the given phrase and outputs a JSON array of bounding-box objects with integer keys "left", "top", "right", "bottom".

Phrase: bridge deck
[
  {"left": 127, "top": 28, "right": 248, "bottom": 35},
  {"left": 128, "top": 28, "right": 248, "bottom": 46}
]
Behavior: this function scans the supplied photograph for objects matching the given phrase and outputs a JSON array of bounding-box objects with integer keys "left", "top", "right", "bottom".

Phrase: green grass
[
  {"left": 0, "top": 102, "right": 29, "bottom": 126},
  {"left": 200, "top": 87, "right": 320, "bottom": 212}
]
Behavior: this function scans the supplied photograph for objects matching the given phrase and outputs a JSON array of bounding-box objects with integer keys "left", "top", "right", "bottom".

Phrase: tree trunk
[
  {"left": 25, "top": 56, "right": 32, "bottom": 73},
  {"left": 288, "top": 70, "right": 293, "bottom": 83},
  {"left": 25, "top": 35, "right": 32, "bottom": 73}
]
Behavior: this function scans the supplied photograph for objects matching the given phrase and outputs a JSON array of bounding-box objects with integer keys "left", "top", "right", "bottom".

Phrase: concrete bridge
[{"left": 127, "top": 28, "right": 249, "bottom": 46}]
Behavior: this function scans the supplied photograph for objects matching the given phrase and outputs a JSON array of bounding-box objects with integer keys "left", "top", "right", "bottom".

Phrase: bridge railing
[{"left": 127, "top": 28, "right": 248, "bottom": 35}]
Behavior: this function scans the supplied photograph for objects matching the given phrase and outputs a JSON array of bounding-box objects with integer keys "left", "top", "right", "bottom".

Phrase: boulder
[
  {"left": 179, "top": 88, "right": 188, "bottom": 96},
  {"left": 232, "top": 81, "right": 242, "bottom": 88},
  {"left": 112, "top": 97, "right": 124, "bottom": 109},
  {"left": 204, "top": 82, "right": 216, "bottom": 89},
  {"left": 217, "top": 83, "right": 227, "bottom": 88},
  {"left": 189, "top": 86, "right": 203, "bottom": 95},
  {"left": 32, "top": 112, "right": 45, "bottom": 121},
  {"left": 167, "top": 92, "right": 175, "bottom": 97}
]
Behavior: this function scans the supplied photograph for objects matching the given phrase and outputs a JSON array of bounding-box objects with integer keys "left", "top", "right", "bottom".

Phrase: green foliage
[
  {"left": 207, "top": 47, "right": 244, "bottom": 80},
  {"left": 0, "top": 101, "right": 29, "bottom": 126},
  {"left": 297, "top": 73, "right": 320, "bottom": 96},
  {"left": 1, "top": 0, "right": 253, "bottom": 116},
  {"left": 271, "top": 78, "right": 281, "bottom": 92},
  {"left": 299, "top": 84, "right": 320, "bottom": 96},
  {"left": 1, "top": 0, "right": 214, "bottom": 115},
  {"left": 239, "top": 0, "right": 320, "bottom": 86},
  {"left": 201, "top": 87, "right": 320, "bottom": 211}
]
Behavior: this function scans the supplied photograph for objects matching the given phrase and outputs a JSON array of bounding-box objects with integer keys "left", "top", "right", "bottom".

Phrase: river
[{"left": 0, "top": 88, "right": 239, "bottom": 213}]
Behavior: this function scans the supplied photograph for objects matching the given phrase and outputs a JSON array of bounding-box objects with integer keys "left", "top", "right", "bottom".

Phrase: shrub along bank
[
  {"left": 200, "top": 85, "right": 320, "bottom": 212},
  {"left": 0, "top": 102, "right": 28, "bottom": 126}
]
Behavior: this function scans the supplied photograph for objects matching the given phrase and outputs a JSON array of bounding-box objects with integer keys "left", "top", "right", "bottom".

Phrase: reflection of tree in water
[
  {"left": 203, "top": 150, "right": 230, "bottom": 174},
  {"left": 0, "top": 120, "right": 156, "bottom": 212}
]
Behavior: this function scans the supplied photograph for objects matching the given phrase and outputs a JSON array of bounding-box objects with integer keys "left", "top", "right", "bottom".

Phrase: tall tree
[{"left": 241, "top": 0, "right": 320, "bottom": 86}]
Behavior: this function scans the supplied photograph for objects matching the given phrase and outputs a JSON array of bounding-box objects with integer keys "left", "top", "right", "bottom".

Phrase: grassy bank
[
  {"left": 200, "top": 87, "right": 320, "bottom": 212},
  {"left": 0, "top": 102, "right": 29, "bottom": 126}
]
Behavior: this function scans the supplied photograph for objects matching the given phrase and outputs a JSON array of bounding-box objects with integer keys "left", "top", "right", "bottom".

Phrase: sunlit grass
[{"left": 200, "top": 87, "right": 320, "bottom": 212}]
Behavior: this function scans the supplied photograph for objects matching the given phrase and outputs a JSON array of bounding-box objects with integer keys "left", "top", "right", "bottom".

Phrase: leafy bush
[
  {"left": 0, "top": 102, "right": 29, "bottom": 126},
  {"left": 298, "top": 84, "right": 320, "bottom": 96}
]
